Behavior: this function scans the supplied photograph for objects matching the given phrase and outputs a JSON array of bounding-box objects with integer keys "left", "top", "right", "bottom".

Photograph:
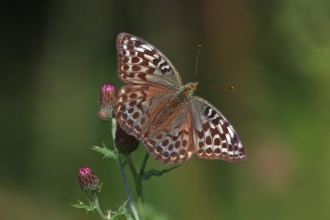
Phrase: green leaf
[
  {"left": 105, "top": 199, "right": 130, "bottom": 220},
  {"left": 72, "top": 200, "right": 96, "bottom": 213},
  {"left": 92, "top": 143, "right": 117, "bottom": 159}
]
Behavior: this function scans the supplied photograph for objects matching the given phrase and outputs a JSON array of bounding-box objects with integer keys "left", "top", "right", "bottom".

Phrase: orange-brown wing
[
  {"left": 142, "top": 102, "right": 195, "bottom": 164},
  {"left": 114, "top": 84, "right": 174, "bottom": 140}
]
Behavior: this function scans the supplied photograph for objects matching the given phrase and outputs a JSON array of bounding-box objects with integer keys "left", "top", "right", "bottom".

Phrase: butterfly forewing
[
  {"left": 116, "top": 33, "right": 183, "bottom": 87},
  {"left": 115, "top": 32, "right": 246, "bottom": 164}
]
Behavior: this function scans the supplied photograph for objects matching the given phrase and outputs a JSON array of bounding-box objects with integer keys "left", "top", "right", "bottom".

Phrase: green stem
[
  {"left": 126, "top": 154, "right": 142, "bottom": 201},
  {"left": 139, "top": 152, "right": 150, "bottom": 176},
  {"left": 116, "top": 151, "right": 139, "bottom": 220},
  {"left": 112, "top": 118, "right": 139, "bottom": 220},
  {"left": 92, "top": 193, "right": 107, "bottom": 220},
  {"left": 126, "top": 154, "right": 146, "bottom": 220}
]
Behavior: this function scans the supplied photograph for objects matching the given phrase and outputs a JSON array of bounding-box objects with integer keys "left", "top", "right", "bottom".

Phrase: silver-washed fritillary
[{"left": 114, "top": 33, "right": 246, "bottom": 164}]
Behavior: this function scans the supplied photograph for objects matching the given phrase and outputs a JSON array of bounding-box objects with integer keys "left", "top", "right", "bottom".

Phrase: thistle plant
[
  {"left": 74, "top": 32, "right": 246, "bottom": 219},
  {"left": 73, "top": 83, "right": 180, "bottom": 220}
]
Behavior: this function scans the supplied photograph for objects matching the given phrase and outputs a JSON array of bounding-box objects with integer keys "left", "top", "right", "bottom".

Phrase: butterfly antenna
[
  {"left": 195, "top": 44, "right": 233, "bottom": 90},
  {"left": 194, "top": 44, "right": 202, "bottom": 81},
  {"left": 205, "top": 85, "right": 234, "bottom": 89}
]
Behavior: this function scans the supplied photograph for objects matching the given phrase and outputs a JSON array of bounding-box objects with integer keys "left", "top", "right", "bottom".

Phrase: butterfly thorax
[
  {"left": 176, "top": 81, "right": 198, "bottom": 99},
  {"left": 153, "top": 81, "right": 198, "bottom": 128}
]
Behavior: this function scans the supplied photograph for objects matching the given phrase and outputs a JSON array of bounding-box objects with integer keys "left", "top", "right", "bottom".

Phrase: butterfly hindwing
[
  {"left": 142, "top": 102, "right": 195, "bottom": 164},
  {"left": 115, "top": 84, "right": 174, "bottom": 140}
]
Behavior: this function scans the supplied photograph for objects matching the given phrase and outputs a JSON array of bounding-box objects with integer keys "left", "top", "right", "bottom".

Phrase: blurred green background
[{"left": 1, "top": 0, "right": 330, "bottom": 219}]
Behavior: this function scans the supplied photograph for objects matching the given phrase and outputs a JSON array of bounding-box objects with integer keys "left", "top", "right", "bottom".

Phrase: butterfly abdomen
[{"left": 153, "top": 99, "right": 181, "bottom": 128}]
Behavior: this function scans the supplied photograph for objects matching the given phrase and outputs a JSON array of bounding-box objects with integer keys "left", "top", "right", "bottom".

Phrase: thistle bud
[
  {"left": 98, "top": 84, "right": 116, "bottom": 122},
  {"left": 115, "top": 125, "right": 139, "bottom": 155},
  {"left": 99, "top": 84, "right": 116, "bottom": 107},
  {"left": 78, "top": 167, "right": 100, "bottom": 194}
]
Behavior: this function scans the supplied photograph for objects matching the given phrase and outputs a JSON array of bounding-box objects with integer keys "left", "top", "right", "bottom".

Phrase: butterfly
[{"left": 114, "top": 33, "right": 246, "bottom": 164}]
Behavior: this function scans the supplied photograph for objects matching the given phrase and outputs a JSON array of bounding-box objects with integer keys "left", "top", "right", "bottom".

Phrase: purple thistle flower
[
  {"left": 98, "top": 84, "right": 116, "bottom": 122},
  {"left": 78, "top": 167, "right": 100, "bottom": 194},
  {"left": 99, "top": 84, "right": 116, "bottom": 107}
]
